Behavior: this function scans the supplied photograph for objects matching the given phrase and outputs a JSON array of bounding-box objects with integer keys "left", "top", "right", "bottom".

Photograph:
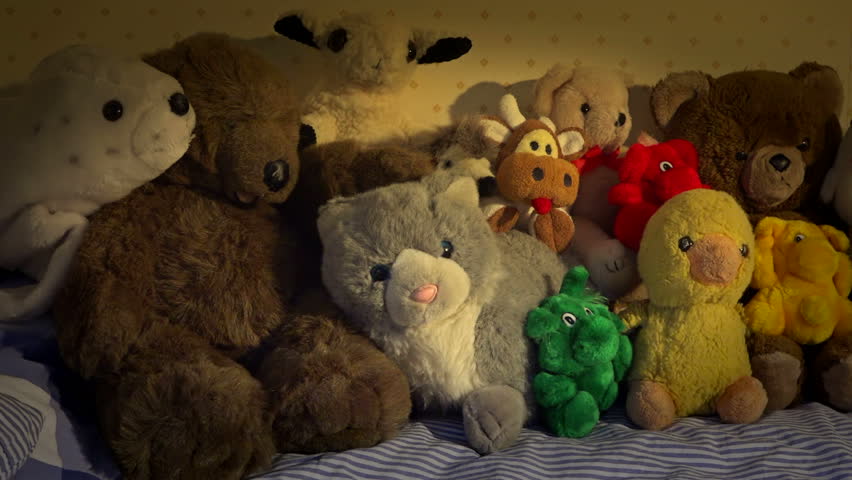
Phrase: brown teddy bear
[
  {"left": 53, "top": 33, "right": 435, "bottom": 480},
  {"left": 649, "top": 62, "right": 849, "bottom": 413}
]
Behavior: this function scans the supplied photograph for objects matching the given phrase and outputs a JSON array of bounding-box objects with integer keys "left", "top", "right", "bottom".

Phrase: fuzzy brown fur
[
  {"left": 53, "top": 33, "right": 429, "bottom": 480},
  {"left": 651, "top": 63, "right": 849, "bottom": 413}
]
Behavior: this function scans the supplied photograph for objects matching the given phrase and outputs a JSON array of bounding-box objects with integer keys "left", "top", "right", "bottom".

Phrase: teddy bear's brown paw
[
  {"left": 98, "top": 356, "right": 275, "bottom": 480},
  {"left": 716, "top": 376, "right": 768, "bottom": 424},
  {"left": 750, "top": 351, "right": 803, "bottom": 411},
  {"left": 258, "top": 314, "right": 412, "bottom": 453},
  {"left": 626, "top": 380, "right": 676, "bottom": 430},
  {"left": 821, "top": 354, "right": 852, "bottom": 412}
]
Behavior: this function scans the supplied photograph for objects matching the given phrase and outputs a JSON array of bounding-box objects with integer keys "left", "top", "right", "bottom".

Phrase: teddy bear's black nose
[
  {"left": 769, "top": 154, "right": 791, "bottom": 172},
  {"left": 169, "top": 93, "right": 190, "bottom": 116},
  {"left": 615, "top": 113, "right": 627, "bottom": 127},
  {"left": 264, "top": 160, "right": 290, "bottom": 192}
]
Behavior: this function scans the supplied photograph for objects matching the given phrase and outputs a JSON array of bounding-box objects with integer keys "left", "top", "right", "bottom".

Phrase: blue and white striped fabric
[
  {"left": 253, "top": 403, "right": 852, "bottom": 480},
  {"left": 0, "top": 391, "right": 44, "bottom": 480}
]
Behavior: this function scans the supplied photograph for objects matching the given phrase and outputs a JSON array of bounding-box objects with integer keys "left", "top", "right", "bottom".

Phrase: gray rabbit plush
[{"left": 317, "top": 173, "right": 570, "bottom": 453}]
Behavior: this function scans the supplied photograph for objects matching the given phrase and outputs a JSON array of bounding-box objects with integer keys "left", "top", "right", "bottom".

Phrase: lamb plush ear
[
  {"left": 414, "top": 31, "right": 472, "bottom": 64},
  {"left": 533, "top": 63, "right": 574, "bottom": 117},
  {"left": 556, "top": 128, "right": 586, "bottom": 156},
  {"left": 440, "top": 177, "right": 480, "bottom": 208},
  {"left": 651, "top": 71, "right": 711, "bottom": 129},
  {"left": 479, "top": 116, "right": 512, "bottom": 149},
  {"left": 274, "top": 11, "right": 321, "bottom": 49},
  {"left": 789, "top": 62, "right": 844, "bottom": 118}
]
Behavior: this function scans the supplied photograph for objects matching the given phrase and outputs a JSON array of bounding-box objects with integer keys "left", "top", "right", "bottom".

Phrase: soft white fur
[
  {"left": 243, "top": 10, "right": 471, "bottom": 148},
  {"left": 821, "top": 123, "right": 852, "bottom": 224},
  {"left": 0, "top": 45, "right": 195, "bottom": 322}
]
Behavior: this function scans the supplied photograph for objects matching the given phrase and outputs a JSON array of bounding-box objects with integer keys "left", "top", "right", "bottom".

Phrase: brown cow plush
[{"left": 53, "top": 33, "right": 434, "bottom": 480}]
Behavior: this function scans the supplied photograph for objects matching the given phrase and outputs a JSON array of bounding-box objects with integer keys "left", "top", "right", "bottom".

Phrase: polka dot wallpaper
[{"left": 1, "top": 0, "right": 850, "bottom": 134}]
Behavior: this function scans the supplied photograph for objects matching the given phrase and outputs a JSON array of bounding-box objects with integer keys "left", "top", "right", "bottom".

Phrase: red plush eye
[{"left": 659, "top": 161, "right": 673, "bottom": 172}]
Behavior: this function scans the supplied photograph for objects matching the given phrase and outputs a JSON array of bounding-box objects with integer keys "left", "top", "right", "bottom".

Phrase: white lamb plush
[
  {"left": 245, "top": 10, "right": 472, "bottom": 148},
  {"left": 0, "top": 44, "right": 196, "bottom": 322}
]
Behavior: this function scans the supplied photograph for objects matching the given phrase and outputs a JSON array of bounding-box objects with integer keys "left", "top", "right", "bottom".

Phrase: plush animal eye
[
  {"left": 545, "top": 144, "right": 553, "bottom": 155},
  {"left": 327, "top": 28, "right": 348, "bottom": 52},
  {"left": 583, "top": 307, "right": 593, "bottom": 316},
  {"left": 443, "top": 160, "right": 453, "bottom": 168},
  {"left": 735, "top": 151, "right": 749, "bottom": 161},
  {"left": 102, "top": 100, "right": 123, "bottom": 122},
  {"left": 370, "top": 264, "right": 391, "bottom": 282},
  {"left": 659, "top": 161, "right": 674, "bottom": 172},
  {"left": 441, "top": 240, "right": 454, "bottom": 258},
  {"left": 530, "top": 141, "right": 540, "bottom": 151},
  {"left": 797, "top": 138, "right": 811, "bottom": 152},
  {"left": 580, "top": 103, "right": 591, "bottom": 114},
  {"left": 794, "top": 234, "right": 805, "bottom": 242},
  {"left": 563, "top": 173, "right": 573, "bottom": 187},
  {"left": 407, "top": 41, "right": 417, "bottom": 62},
  {"left": 678, "top": 236, "right": 694, "bottom": 252},
  {"left": 740, "top": 244, "right": 749, "bottom": 257},
  {"left": 562, "top": 312, "right": 577, "bottom": 327},
  {"left": 616, "top": 113, "right": 627, "bottom": 127}
]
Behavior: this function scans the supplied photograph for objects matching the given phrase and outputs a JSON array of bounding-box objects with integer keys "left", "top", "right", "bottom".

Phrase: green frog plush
[{"left": 525, "top": 265, "right": 633, "bottom": 437}]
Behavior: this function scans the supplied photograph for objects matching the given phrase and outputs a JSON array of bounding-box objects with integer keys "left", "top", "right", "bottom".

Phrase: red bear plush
[{"left": 609, "top": 136, "right": 710, "bottom": 251}]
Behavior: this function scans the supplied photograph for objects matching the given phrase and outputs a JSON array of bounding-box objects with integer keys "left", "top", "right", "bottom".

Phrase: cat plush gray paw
[
  {"left": 462, "top": 385, "right": 526, "bottom": 454},
  {"left": 584, "top": 238, "right": 639, "bottom": 300}
]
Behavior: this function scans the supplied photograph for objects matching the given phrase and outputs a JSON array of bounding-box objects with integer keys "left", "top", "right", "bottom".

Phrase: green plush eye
[
  {"left": 583, "top": 307, "right": 593, "bottom": 316},
  {"left": 562, "top": 312, "right": 577, "bottom": 327}
]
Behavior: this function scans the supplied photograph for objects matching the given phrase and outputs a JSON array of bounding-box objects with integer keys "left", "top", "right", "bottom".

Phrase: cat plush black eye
[
  {"left": 370, "top": 264, "right": 390, "bottom": 282},
  {"left": 441, "top": 240, "right": 454, "bottom": 258}
]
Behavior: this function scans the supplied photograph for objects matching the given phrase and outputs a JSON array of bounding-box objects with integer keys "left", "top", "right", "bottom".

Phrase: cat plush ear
[
  {"left": 412, "top": 30, "right": 472, "bottom": 64},
  {"left": 317, "top": 196, "right": 353, "bottom": 242},
  {"left": 439, "top": 177, "right": 480, "bottom": 208},
  {"left": 274, "top": 11, "right": 323, "bottom": 49}
]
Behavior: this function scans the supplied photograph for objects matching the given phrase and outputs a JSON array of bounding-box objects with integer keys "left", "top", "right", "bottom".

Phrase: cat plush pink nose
[{"left": 410, "top": 284, "right": 438, "bottom": 304}]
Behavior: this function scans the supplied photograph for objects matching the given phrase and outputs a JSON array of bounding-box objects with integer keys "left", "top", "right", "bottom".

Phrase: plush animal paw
[
  {"left": 462, "top": 385, "right": 526, "bottom": 454},
  {"left": 531, "top": 209, "right": 575, "bottom": 253},
  {"left": 816, "top": 334, "right": 852, "bottom": 412},
  {"left": 748, "top": 333, "right": 804, "bottom": 412},
  {"left": 99, "top": 353, "right": 276, "bottom": 480},
  {"left": 626, "top": 380, "right": 676, "bottom": 430},
  {"left": 546, "top": 390, "right": 600, "bottom": 438},
  {"left": 744, "top": 287, "right": 786, "bottom": 336},
  {"left": 716, "top": 376, "right": 768, "bottom": 424},
  {"left": 582, "top": 238, "right": 639, "bottom": 299},
  {"left": 259, "top": 314, "right": 412, "bottom": 453},
  {"left": 486, "top": 206, "right": 520, "bottom": 233}
]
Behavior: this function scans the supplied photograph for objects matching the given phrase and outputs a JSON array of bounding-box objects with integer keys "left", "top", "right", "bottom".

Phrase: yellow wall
[{"left": 2, "top": 0, "right": 850, "bottom": 134}]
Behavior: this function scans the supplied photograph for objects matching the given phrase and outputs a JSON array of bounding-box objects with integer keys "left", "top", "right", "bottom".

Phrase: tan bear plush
[
  {"left": 650, "top": 62, "right": 849, "bottom": 414},
  {"left": 53, "top": 33, "right": 433, "bottom": 480},
  {"left": 533, "top": 65, "right": 639, "bottom": 300}
]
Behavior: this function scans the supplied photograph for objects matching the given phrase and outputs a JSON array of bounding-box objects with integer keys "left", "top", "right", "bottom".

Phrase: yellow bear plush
[
  {"left": 744, "top": 217, "right": 852, "bottom": 345},
  {"left": 623, "top": 189, "right": 767, "bottom": 430}
]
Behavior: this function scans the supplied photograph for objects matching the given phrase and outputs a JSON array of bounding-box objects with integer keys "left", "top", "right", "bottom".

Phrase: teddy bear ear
[
  {"left": 789, "top": 62, "right": 844, "bottom": 118},
  {"left": 274, "top": 11, "right": 322, "bottom": 49},
  {"left": 556, "top": 128, "right": 586, "bottom": 156},
  {"left": 413, "top": 31, "right": 472, "bottom": 64},
  {"left": 651, "top": 71, "right": 711, "bottom": 129},
  {"left": 533, "top": 63, "right": 575, "bottom": 117},
  {"left": 820, "top": 224, "right": 850, "bottom": 252}
]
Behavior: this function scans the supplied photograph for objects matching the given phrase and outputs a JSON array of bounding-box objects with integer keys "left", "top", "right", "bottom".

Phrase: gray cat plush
[{"left": 317, "top": 173, "right": 569, "bottom": 454}]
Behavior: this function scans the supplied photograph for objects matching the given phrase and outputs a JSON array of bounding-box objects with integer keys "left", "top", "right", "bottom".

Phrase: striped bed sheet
[{"left": 1, "top": 271, "right": 851, "bottom": 480}]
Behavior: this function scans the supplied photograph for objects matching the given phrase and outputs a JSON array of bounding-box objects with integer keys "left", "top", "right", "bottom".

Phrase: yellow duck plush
[
  {"left": 622, "top": 188, "right": 768, "bottom": 430},
  {"left": 744, "top": 217, "right": 852, "bottom": 345}
]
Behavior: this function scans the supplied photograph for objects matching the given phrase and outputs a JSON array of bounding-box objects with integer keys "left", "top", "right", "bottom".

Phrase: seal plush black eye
[
  {"left": 678, "top": 236, "right": 694, "bottom": 252},
  {"left": 102, "top": 100, "right": 123, "bottom": 122},
  {"left": 327, "top": 28, "right": 348, "bottom": 52},
  {"left": 370, "top": 264, "right": 390, "bottom": 282}
]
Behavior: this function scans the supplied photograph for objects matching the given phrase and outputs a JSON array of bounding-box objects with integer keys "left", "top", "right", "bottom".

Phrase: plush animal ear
[
  {"left": 298, "top": 124, "right": 317, "bottom": 152},
  {"left": 525, "top": 307, "right": 557, "bottom": 341},
  {"left": 789, "top": 62, "right": 844, "bottom": 118},
  {"left": 820, "top": 224, "right": 850, "bottom": 252},
  {"left": 479, "top": 116, "right": 512, "bottom": 149},
  {"left": 533, "top": 63, "right": 574, "bottom": 117},
  {"left": 439, "top": 177, "right": 480, "bottom": 208},
  {"left": 636, "top": 131, "right": 660, "bottom": 146},
  {"left": 316, "top": 196, "right": 352, "bottom": 241},
  {"left": 560, "top": 266, "right": 590, "bottom": 296},
  {"left": 31, "top": 45, "right": 104, "bottom": 81},
  {"left": 556, "top": 128, "right": 586, "bottom": 157},
  {"left": 651, "top": 71, "right": 711, "bottom": 129},
  {"left": 414, "top": 32, "right": 472, "bottom": 64},
  {"left": 498, "top": 94, "right": 527, "bottom": 129},
  {"left": 751, "top": 216, "right": 787, "bottom": 288},
  {"left": 274, "top": 11, "right": 321, "bottom": 49}
]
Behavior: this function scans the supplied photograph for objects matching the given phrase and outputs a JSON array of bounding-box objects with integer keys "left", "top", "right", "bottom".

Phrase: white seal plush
[{"left": 0, "top": 44, "right": 196, "bottom": 322}]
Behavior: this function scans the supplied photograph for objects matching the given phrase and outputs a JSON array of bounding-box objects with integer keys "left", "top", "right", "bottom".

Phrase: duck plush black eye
[
  {"left": 678, "top": 236, "right": 694, "bottom": 252},
  {"left": 740, "top": 244, "right": 749, "bottom": 257},
  {"left": 102, "top": 100, "right": 123, "bottom": 122},
  {"left": 407, "top": 41, "right": 416, "bottom": 62}
]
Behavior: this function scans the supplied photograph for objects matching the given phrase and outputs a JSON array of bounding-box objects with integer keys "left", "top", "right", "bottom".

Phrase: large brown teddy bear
[
  {"left": 53, "top": 33, "right": 435, "bottom": 480},
  {"left": 649, "top": 62, "right": 850, "bottom": 413}
]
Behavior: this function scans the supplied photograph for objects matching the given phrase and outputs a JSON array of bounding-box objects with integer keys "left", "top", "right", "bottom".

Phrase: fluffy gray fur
[{"left": 317, "top": 172, "right": 569, "bottom": 453}]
